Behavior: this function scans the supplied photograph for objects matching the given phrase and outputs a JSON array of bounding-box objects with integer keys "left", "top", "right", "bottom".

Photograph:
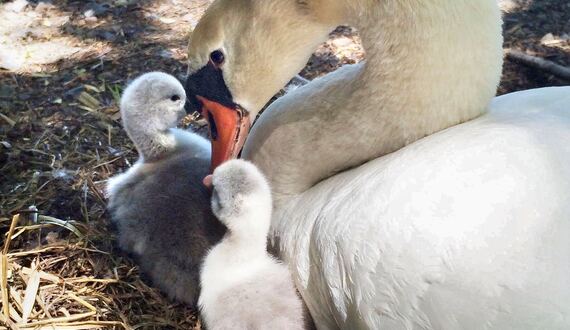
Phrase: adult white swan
[{"left": 184, "top": 0, "right": 570, "bottom": 328}]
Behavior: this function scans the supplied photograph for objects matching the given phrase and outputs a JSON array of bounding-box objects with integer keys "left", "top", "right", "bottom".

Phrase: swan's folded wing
[{"left": 274, "top": 87, "right": 570, "bottom": 329}]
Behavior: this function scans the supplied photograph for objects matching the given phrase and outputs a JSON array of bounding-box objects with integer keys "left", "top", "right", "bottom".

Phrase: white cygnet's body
[
  {"left": 106, "top": 72, "right": 225, "bottom": 306},
  {"left": 199, "top": 160, "right": 304, "bottom": 330}
]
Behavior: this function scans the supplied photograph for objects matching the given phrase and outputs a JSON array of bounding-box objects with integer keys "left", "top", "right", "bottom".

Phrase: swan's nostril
[{"left": 208, "top": 113, "right": 218, "bottom": 140}]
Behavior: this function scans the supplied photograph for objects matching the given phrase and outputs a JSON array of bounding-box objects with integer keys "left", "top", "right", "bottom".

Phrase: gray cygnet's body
[
  {"left": 199, "top": 160, "right": 304, "bottom": 330},
  {"left": 107, "top": 72, "right": 225, "bottom": 306}
]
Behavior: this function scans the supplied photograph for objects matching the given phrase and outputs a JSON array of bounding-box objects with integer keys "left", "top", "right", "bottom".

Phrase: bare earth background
[{"left": 0, "top": 0, "right": 569, "bottom": 329}]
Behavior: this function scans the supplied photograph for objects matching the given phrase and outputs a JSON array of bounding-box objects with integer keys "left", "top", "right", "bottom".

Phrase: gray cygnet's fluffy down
[
  {"left": 106, "top": 72, "right": 225, "bottom": 306},
  {"left": 199, "top": 159, "right": 304, "bottom": 330}
]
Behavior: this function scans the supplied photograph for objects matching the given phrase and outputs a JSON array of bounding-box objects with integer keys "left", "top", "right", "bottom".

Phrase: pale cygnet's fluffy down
[
  {"left": 106, "top": 72, "right": 225, "bottom": 306},
  {"left": 199, "top": 160, "right": 304, "bottom": 330}
]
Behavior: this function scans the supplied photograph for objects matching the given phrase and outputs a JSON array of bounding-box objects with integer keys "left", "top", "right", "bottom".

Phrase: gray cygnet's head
[
  {"left": 211, "top": 160, "right": 272, "bottom": 232},
  {"left": 121, "top": 72, "right": 187, "bottom": 132}
]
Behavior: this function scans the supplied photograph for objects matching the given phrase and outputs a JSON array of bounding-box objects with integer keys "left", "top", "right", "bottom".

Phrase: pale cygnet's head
[
  {"left": 121, "top": 72, "right": 187, "bottom": 134},
  {"left": 211, "top": 160, "right": 272, "bottom": 236}
]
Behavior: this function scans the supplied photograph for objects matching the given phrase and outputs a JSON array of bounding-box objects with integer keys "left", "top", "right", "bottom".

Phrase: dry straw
[{"left": 1, "top": 210, "right": 201, "bottom": 329}]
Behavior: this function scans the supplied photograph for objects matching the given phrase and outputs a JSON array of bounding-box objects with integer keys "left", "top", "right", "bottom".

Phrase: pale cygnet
[
  {"left": 106, "top": 72, "right": 225, "bottom": 306},
  {"left": 199, "top": 159, "right": 304, "bottom": 330}
]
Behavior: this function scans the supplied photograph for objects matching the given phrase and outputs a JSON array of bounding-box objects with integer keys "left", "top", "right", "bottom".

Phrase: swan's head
[
  {"left": 210, "top": 159, "right": 272, "bottom": 235},
  {"left": 121, "top": 72, "right": 187, "bottom": 133},
  {"left": 185, "top": 0, "right": 338, "bottom": 169}
]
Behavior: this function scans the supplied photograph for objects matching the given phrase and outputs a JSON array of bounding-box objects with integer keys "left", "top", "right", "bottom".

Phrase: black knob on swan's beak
[
  {"left": 184, "top": 74, "right": 203, "bottom": 114},
  {"left": 184, "top": 95, "right": 201, "bottom": 114},
  {"left": 184, "top": 61, "right": 234, "bottom": 115}
]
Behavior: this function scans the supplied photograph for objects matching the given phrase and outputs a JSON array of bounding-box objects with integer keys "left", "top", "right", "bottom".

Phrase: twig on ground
[{"left": 506, "top": 49, "right": 570, "bottom": 81}]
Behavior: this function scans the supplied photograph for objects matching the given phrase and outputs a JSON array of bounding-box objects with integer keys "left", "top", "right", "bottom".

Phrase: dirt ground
[{"left": 0, "top": 0, "right": 569, "bottom": 329}]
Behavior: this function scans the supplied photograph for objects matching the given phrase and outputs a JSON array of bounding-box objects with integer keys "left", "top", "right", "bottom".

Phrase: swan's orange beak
[{"left": 197, "top": 96, "right": 251, "bottom": 172}]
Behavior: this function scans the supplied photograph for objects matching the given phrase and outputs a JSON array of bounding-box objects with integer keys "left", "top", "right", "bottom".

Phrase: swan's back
[{"left": 273, "top": 87, "right": 570, "bottom": 329}]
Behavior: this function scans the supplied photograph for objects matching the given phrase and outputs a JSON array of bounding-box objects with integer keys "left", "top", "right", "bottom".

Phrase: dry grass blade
[
  {"left": 67, "top": 292, "right": 96, "bottom": 312},
  {"left": 20, "top": 267, "right": 61, "bottom": 284},
  {"left": 0, "top": 112, "right": 16, "bottom": 127},
  {"left": 3, "top": 214, "right": 20, "bottom": 254},
  {"left": 21, "top": 267, "right": 41, "bottom": 323},
  {"left": 7, "top": 246, "right": 67, "bottom": 258},
  {"left": 17, "top": 311, "right": 96, "bottom": 327},
  {"left": 37, "top": 215, "right": 84, "bottom": 239},
  {"left": 1, "top": 254, "right": 8, "bottom": 321},
  {"left": 83, "top": 84, "right": 102, "bottom": 94},
  {"left": 0, "top": 312, "right": 19, "bottom": 330},
  {"left": 65, "top": 278, "right": 118, "bottom": 284},
  {"left": 10, "top": 287, "right": 24, "bottom": 315},
  {"left": 22, "top": 320, "right": 128, "bottom": 329},
  {"left": 77, "top": 91, "right": 101, "bottom": 111},
  {"left": 9, "top": 302, "right": 23, "bottom": 323},
  {"left": 2, "top": 214, "right": 21, "bottom": 321},
  {"left": 84, "top": 175, "right": 106, "bottom": 207},
  {"left": 25, "top": 326, "right": 104, "bottom": 330}
]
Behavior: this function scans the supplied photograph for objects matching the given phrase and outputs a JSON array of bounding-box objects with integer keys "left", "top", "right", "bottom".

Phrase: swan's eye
[
  {"left": 209, "top": 50, "right": 225, "bottom": 66},
  {"left": 170, "top": 95, "right": 181, "bottom": 101}
]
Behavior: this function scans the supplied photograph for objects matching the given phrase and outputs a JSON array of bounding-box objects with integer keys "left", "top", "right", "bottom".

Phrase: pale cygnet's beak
[{"left": 203, "top": 174, "right": 213, "bottom": 189}]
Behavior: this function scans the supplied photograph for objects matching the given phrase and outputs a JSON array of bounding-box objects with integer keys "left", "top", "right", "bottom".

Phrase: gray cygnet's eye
[{"left": 170, "top": 95, "right": 181, "bottom": 102}]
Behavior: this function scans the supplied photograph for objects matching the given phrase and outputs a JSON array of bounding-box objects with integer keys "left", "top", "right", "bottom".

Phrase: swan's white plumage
[
  {"left": 186, "top": 0, "right": 570, "bottom": 328},
  {"left": 273, "top": 87, "right": 570, "bottom": 329}
]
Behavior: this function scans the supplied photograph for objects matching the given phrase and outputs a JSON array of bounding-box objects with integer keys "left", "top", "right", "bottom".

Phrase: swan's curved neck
[
  {"left": 243, "top": 0, "right": 503, "bottom": 207},
  {"left": 124, "top": 116, "right": 177, "bottom": 162}
]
